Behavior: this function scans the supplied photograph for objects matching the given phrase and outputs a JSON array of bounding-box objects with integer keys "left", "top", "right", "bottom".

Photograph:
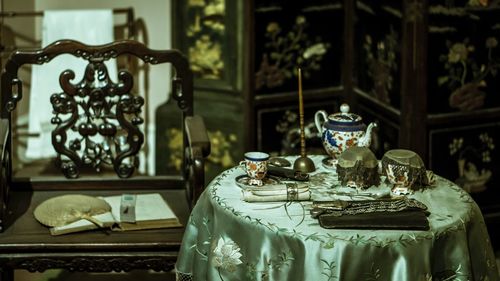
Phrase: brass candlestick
[{"left": 293, "top": 67, "right": 316, "bottom": 173}]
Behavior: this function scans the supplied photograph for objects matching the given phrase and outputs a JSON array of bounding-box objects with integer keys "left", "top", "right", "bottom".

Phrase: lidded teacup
[
  {"left": 381, "top": 149, "right": 434, "bottom": 195},
  {"left": 336, "top": 146, "right": 380, "bottom": 190}
]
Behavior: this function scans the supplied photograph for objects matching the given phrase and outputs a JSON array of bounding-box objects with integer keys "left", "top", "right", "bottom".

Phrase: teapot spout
[{"left": 358, "top": 122, "right": 377, "bottom": 147}]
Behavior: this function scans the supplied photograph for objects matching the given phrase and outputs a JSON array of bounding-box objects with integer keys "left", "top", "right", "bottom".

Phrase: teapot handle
[{"left": 314, "top": 110, "right": 328, "bottom": 134}]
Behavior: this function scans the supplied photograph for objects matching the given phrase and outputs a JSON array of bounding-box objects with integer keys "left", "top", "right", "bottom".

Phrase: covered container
[
  {"left": 315, "top": 103, "right": 377, "bottom": 159},
  {"left": 336, "top": 146, "right": 380, "bottom": 189}
]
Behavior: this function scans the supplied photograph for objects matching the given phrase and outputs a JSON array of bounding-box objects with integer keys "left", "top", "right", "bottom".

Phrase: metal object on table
[
  {"left": 326, "top": 190, "right": 391, "bottom": 199},
  {"left": 269, "top": 157, "right": 292, "bottom": 168},
  {"left": 293, "top": 67, "right": 316, "bottom": 173},
  {"left": 268, "top": 166, "right": 309, "bottom": 181}
]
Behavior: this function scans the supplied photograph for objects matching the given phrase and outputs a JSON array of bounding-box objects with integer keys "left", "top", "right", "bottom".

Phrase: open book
[{"left": 50, "top": 193, "right": 182, "bottom": 236}]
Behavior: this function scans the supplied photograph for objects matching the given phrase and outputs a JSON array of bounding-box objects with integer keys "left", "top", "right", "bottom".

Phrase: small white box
[{"left": 120, "top": 194, "right": 137, "bottom": 223}]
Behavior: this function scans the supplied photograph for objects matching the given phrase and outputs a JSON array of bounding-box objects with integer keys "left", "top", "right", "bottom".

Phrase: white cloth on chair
[{"left": 27, "top": 9, "right": 117, "bottom": 159}]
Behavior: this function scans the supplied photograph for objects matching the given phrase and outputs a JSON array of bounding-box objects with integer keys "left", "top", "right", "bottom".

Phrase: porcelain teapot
[{"left": 314, "top": 103, "right": 377, "bottom": 159}]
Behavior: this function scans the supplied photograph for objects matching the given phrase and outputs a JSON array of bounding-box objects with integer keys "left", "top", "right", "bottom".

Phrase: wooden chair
[{"left": 0, "top": 39, "right": 210, "bottom": 280}]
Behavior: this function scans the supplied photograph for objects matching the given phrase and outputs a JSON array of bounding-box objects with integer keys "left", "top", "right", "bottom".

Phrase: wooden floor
[{"left": 15, "top": 270, "right": 176, "bottom": 281}]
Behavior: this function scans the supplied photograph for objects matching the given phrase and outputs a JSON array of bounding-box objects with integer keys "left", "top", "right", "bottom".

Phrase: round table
[{"left": 176, "top": 155, "right": 499, "bottom": 281}]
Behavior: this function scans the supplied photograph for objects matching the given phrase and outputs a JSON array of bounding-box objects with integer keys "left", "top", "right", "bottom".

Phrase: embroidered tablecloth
[{"left": 176, "top": 155, "right": 499, "bottom": 281}]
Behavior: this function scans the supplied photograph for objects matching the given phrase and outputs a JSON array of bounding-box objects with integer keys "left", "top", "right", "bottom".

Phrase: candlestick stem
[
  {"left": 298, "top": 68, "right": 306, "bottom": 157},
  {"left": 293, "top": 67, "right": 316, "bottom": 173}
]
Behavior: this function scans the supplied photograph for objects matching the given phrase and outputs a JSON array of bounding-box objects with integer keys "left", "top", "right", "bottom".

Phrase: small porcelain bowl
[
  {"left": 381, "top": 149, "right": 433, "bottom": 195},
  {"left": 336, "top": 146, "right": 380, "bottom": 190}
]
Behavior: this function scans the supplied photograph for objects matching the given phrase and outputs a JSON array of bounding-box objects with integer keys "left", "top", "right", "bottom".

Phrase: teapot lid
[{"left": 330, "top": 104, "right": 362, "bottom": 123}]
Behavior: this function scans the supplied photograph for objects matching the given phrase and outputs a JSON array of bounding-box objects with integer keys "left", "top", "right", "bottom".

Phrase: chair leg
[{"left": 0, "top": 268, "right": 13, "bottom": 281}]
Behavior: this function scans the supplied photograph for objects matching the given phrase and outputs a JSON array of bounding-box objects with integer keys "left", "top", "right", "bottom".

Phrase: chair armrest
[
  {"left": 184, "top": 116, "right": 210, "bottom": 207},
  {"left": 0, "top": 119, "right": 8, "bottom": 154},
  {"left": 0, "top": 119, "right": 9, "bottom": 232},
  {"left": 185, "top": 115, "right": 210, "bottom": 158}
]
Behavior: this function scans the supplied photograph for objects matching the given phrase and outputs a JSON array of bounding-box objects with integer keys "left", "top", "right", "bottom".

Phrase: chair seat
[{"left": 0, "top": 189, "right": 190, "bottom": 272}]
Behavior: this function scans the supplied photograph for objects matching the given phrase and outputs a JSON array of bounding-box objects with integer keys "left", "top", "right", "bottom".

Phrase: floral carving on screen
[
  {"left": 255, "top": 16, "right": 330, "bottom": 90},
  {"left": 437, "top": 37, "right": 500, "bottom": 111},
  {"left": 166, "top": 128, "right": 237, "bottom": 171},
  {"left": 449, "top": 133, "right": 495, "bottom": 193},
  {"left": 275, "top": 109, "right": 320, "bottom": 155},
  {"left": 363, "top": 27, "right": 399, "bottom": 104},
  {"left": 186, "top": 0, "right": 225, "bottom": 80}
]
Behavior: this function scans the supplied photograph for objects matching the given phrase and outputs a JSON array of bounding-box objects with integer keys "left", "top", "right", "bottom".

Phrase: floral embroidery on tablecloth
[
  {"left": 212, "top": 236, "right": 243, "bottom": 280},
  {"left": 364, "top": 262, "right": 381, "bottom": 280},
  {"left": 245, "top": 251, "right": 294, "bottom": 281},
  {"left": 433, "top": 264, "right": 470, "bottom": 280},
  {"left": 208, "top": 234, "right": 295, "bottom": 281},
  {"left": 321, "top": 259, "right": 338, "bottom": 280}
]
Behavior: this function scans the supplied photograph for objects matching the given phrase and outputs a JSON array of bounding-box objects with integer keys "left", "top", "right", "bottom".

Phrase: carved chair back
[{"left": 1, "top": 39, "right": 193, "bottom": 178}]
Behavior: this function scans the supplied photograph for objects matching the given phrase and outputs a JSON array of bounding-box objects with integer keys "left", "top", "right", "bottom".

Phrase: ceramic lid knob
[
  {"left": 340, "top": 103, "right": 350, "bottom": 114},
  {"left": 329, "top": 103, "right": 362, "bottom": 123}
]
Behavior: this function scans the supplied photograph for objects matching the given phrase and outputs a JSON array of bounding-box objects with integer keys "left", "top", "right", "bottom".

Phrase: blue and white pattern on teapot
[{"left": 314, "top": 104, "right": 377, "bottom": 159}]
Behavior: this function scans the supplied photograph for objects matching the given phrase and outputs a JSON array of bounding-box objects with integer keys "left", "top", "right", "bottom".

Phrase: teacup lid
[
  {"left": 337, "top": 146, "right": 378, "bottom": 169},
  {"left": 336, "top": 146, "right": 380, "bottom": 189},
  {"left": 381, "top": 149, "right": 424, "bottom": 169},
  {"left": 329, "top": 104, "right": 362, "bottom": 123}
]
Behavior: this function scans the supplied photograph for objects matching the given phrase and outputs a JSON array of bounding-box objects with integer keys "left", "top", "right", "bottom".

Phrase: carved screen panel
[
  {"left": 357, "top": 104, "right": 400, "bottom": 159},
  {"left": 355, "top": 0, "right": 402, "bottom": 110},
  {"left": 428, "top": 1, "right": 500, "bottom": 113},
  {"left": 429, "top": 123, "right": 500, "bottom": 210},
  {"left": 174, "top": 0, "right": 240, "bottom": 92},
  {"left": 253, "top": 0, "right": 343, "bottom": 95},
  {"left": 171, "top": 0, "right": 244, "bottom": 182},
  {"left": 256, "top": 100, "right": 339, "bottom": 156},
  {"left": 156, "top": 96, "right": 243, "bottom": 181}
]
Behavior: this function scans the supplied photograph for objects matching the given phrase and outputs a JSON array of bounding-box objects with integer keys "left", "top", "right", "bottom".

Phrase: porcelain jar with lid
[
  {"left": 314, "top": 103, "right": 377, "bottom": 159},
  {"left": 381, "top": 149, "right": 435, "bottom": 195}
]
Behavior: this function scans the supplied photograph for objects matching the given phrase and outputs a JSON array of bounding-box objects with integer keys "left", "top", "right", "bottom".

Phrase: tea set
[
  {"left": 314, "top": 103, "right": 377, "bottom": 165},
  {"left": 239, "top": 103, "right": 435, "bottom": 195}
]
